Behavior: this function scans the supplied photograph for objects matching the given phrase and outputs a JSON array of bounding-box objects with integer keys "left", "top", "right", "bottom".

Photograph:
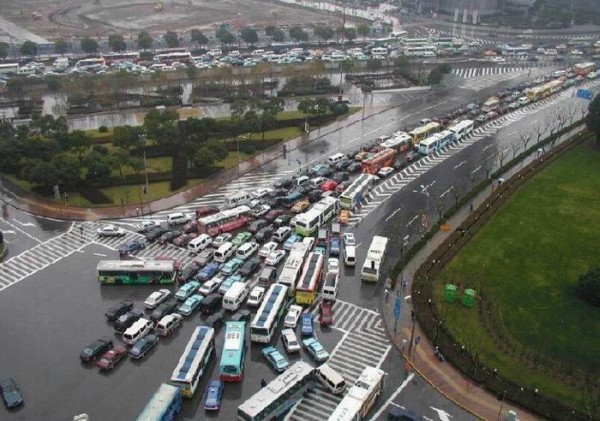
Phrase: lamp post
[{"left": 139, "top": 134, "right": 149, "bottom": 210}]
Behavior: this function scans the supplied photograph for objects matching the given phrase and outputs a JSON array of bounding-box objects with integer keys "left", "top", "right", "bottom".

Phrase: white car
[
  {"left": 302, "top": 237, "right": 315, "bottom": 250},
  {"left": 284, "top": 305, "right": 303, "bottom": 328},
  {"left": 212, "top": 233, "right": 232, "bottom": 248},
  {"left": 199, "top": 279, "right": 220, "bottom": 296},
  {"left": 144, "top": 289, "right": 171, "bottom": 309},
  {"left": 251, "top": 187, "right": 274, "bottom": 199},
  {"left": 281, "top": 328, "right": 301, "bottom": 353},
  {"left": 251, "top": 204, "right": 271, "bottom": 218},
  {"left": 259, "top": 241, "right": 278, "bottom": 258},
  {"left": 167, "top": 212, "right": 191, "bottom": 226},
  {"left": 247, "top": 286, "right": 266, "bottom": 307},
  {"left": 136, "top": 220, "right": 159, "bottom": 232},
  {"left": 96, "top": 224, "right": 126, "bottom": 237},
  {"left": 328, "top": 258, "right": 340, "bottom": 274},
  {"left": 343, "top": 233, "right": 355, "bottom": 247},
  {"left": 377, "top": 167, "right": 394, "bottom": 178},
  {"left": 265, "top": 250, "right": 286, "bottom": 267}
]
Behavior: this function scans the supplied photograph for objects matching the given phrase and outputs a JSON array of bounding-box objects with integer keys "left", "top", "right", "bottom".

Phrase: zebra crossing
[
  {"left": 288, "top": 300, "right": 391, "bottom": 421},
  {"left": 451, "top": 66, "right": 528, "bottom": 79},
  {"left": 452, "top": 65, "right": 555, "bottom": 90}
]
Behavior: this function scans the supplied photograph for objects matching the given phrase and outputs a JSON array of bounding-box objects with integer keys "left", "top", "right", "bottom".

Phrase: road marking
[
  {"left": 2, "top": 230, "right": 16, "bottom": 235},
  {"left": 385, "top": 207, "right": 402, "bottom": 222},
  {"left": 12, "top": 219, "right": 35, "bottom": 227},
  {"left": 439, "top": 186, "right": 453, "bottom": 199},
  {"left": 483, "top": 144, "right": 493, "bottom": 152},
  {"left": 430, "top": 407, "right": 454, "bottom": 421},
  {"left": 406, "top": 215, "right": 419, "bottom": 227},
  {"left": 93, "top": 253, "right": 107, "bottom": 257},
  {"left": 0, "top": 218, "right": 42, "bottom": 243},
  {"left": 453, "top": 160, "right": 466, "bottom": 170},
  {"left": 367, "top": 373, "right": 415, "bottom": 421}
]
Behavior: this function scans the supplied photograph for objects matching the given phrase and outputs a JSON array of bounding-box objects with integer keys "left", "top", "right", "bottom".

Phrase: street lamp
[{"left": 139, "top": 134, "right": 149, "bottom": 207}]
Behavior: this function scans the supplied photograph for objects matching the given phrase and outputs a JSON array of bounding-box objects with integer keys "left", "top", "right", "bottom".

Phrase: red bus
[
  {"left": 360, "top": 148, "right": 396, "bottom": 174},
  {"left": 197, "top": 205, "right": 252, "bottom": 237}
]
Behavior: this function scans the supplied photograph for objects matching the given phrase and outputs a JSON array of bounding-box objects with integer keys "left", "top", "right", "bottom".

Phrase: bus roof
[
  {"left": 448, "top": 119, "right": 474, "bottom": 132},
  {"left": 328, "top": 367, "right": 385, "bottom": 421},
  {"left": 171, "top": 326, "right": 215, "bottom": 383},
  {"left": 220, "top": 322, "right": 245, "bottom": 366},
  {"left": 297, "top": 253, "right": 324, "bottom": 290},
  {"left": 295, "top": 196, "right": 338, "bottom": 223},
  {"left": 362, "top": 148, "right": 395, "bottom": 164},
  {"left": 409, "top": 121, "right": 441, "bottom": 136},
  {"left": 341, "top": 173, "right": 377, "bottom": 199},
  {"left": 96, "top": 259, "right": 174, "bottom": 272},
  {"left": 251, "top": 284, "right": 288, "bottom": 329},
  {"left": 366, "top": 236, "right": 388, "bottom": 260},
  {"left": 136, "top": 383, "right": 181, "bottom": 421},
  {"left": 198, "top": 205, "right": 251, "bottom": 225}
]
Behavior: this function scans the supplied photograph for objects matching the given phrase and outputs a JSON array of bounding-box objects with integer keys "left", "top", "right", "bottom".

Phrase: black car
[
  {"left": 199, "top": 293, "right": 222, "bottom": 315},
  {"left": 273, "top": 178, "right": 294, "bottom": 189},
  {"left": 80, "top": 337, "right": 113, "bottom": 363},
  {"left": 393, "top": 159, "right": 408, "bottom": 171},
  {"left": 128, "top": 333, "right": 159, "bottom": 360},
  {"left": 238, "top": 257, "right": 261, "bottom": 277},
  {"left": 332, "top": 171, "right": 349, "bottom": 183},
  {"left": 114, "top": 308, "right": 145, "bottom": 333},
  {"left": 176, "top": 262, "right": 200, "bottom": 283},
  {"left": 118, "top": 239, "right": 146, "bottom": 257},
  {"left": 248, "top": 219, "right": 267, "bottom": 233},
  {"left": 347, "top": 162, "right": 361, "bottom": 173},
  {"left": 0, "top": 378, "right": 24, "bottom": 409},
  {"left": 150, "top": 299, "right": 178, "bottom": 322},
  {"left": 230, "top": 308, "right": 252, "bottom": 322},
  {"left": 315, "top": 166, "right": 333, "bottom": 177},
  {"left": 274, "top": 214, "right": 293, "bottom": 226},
  {"left": 255, "top": 226, "right": 274, "bottom": 242},
  {"left": 105, "top": 300, "right": 134, "bottom": 322},
  {"left": 205, "top": 310, "right": 225, "bottom": 331},
  {"left": 159, "top": 230, "right": 181, "bottom": 245},
  {"left": 333, "top": 159, "right": 352, "bottom": 171},
  {"left": 307, "top": 189, "right": 323, "bottom": 203},
  {"left": 265, "top": 196, "right": 285, "bottom": 208},
  {"left": 144, "top": 227, "right": 168, "bottom": 242}
]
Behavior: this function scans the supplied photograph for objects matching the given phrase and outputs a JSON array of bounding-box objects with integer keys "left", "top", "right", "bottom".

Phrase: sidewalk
[{"left": 379, "top": 127, "right": 587, "bottom": 421}]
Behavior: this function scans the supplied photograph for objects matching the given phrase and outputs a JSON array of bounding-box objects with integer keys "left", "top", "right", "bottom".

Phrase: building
[{"left": 439, "top": 0, "right": 500, "bottom": 23}]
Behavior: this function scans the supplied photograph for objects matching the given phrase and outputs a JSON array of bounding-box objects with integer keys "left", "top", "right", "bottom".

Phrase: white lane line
[
  {"left": 0, "top": 218, "right": 42, "bottom": 243},
  {"left": 368, "top": 373, "right": 415, "bottom": 421},
  {"left": 385, "top": 207, "right": 402, "bottom": 222}
]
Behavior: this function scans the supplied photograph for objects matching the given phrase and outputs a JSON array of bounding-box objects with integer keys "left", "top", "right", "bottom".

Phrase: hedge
[{"left": 77, "top": 186, "right": 113, "bottom": 204}]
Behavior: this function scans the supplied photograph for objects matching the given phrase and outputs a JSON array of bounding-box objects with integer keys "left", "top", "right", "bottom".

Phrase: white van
[
  {"left": 223, "top": 282, "right": 250, "bottom": 311},
  {"left": 167, "top": 212, "right": 191, "bottom": 226},
  {"left": 322, "top": 271, "right": 339, "bottom": 301},
  {"left": 223, "top": 191, "right": 251, "bottom": 209},
  {"left": 316, "top": 363, "right": 346, "bottom": 395},
  {"left": 344, "top": 245, "right": 356, "bottom": 266},
  {"left": 155, "top": 314, "right": 182, "bottom": 337},
  {"left": 273, "top": 226, "right": 292, "bottom": 242},
  {"left": 235, "top": 242, "right": 259, "bottom": 260},
  {"left": 214, "top": 242, "right": 235, "bottom": 263},
  {"left": 328, "top": 153, "right": 346, "bottom": 164},
  {"left": 295, "top": 175, "right": 310, "bottom": 186},
  {"left": 188, "top": 234, "right": 212, "bottom": 253},
  {"left": 123, "top": 318, "right": 154, "bottom": 345}
]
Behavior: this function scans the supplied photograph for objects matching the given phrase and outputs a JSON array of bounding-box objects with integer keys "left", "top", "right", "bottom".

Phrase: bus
[
  {"left": 448, "top": 119, "right": 474, "bottom": 141},
  {"left": 339, "top": 173, "right": 378, "bottom": 211},
  {"left": 402, "top": 37, "right": 430, "bottom": 47},
  {"left": 418, "top": 130, "right": 455, "bottom": 155},
  {"left": 97, "top": 260, "right": 176, "bottom": 285},
  {"left": 170, "top": 326, "right": 215, "bottom": 397},
  {"left": 327, "top": 367, "right": 386, "bottom": 421},
  {"left": 0, "top": 63, "right": 19, "bottom": 75},
  {"left": 154, "top": 51, "right": 193, "bottom": 63},
  {"left": 238, "top": 361, "right": 316, "bottom": 421},
  {"left": 278, "top": 243, "right": 309, "bottom": 296},
  {"left": 361, "top": 236, "right": 388, "bottom": 283},
  {"left": 409, "top": 122, "right": 441, "bottom": 144},
  {"left": 360, "top": 148, "right": 396, "bottom": 175},
  {"left": 402, "top": 45, "right": 437, "bottom": 57},
  {"left": 250, "top": 284, "right": 288, "bottom": 343},
  {"left": 197, "top": 205, "right": 252, "bottom": 236},
  {"left": 74, "top": 57, "right": 106, "bottom": 71},
  {"left": 295, "top": 252, "right": 325, "bottom": 305},
  {"left": 219, "top": 321, "right": 246, "bottom": 382},
  {"left": 573, "top": 62, "right": 595, "bottom": 76},
  {"left": 379, "top": 131, "right": 412, "bottom": 153},
  {"left": 103, "top": 52, "right": 140, "bottom": 64},
  {"left": 136, "top": 383, "right": 182, "bottom": 421},
  {"left": 295, "top": 196, "right": 339, "bottom": 236}
]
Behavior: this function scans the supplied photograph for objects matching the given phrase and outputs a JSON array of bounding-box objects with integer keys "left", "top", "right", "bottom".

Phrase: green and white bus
[
  {"left": 97, "top": 260, "right": 177, "bottom": 285},
  {"left": 294, "top": 196, "right": 339, "bottom": 237},
  {"left": 339, "top": 174, "right": 378, "bottom": 211}
]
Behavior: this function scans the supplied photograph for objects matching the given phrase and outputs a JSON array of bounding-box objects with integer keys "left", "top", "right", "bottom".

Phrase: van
[
  {"left": 214, "top": 242, "right": 235, "bottom": 263},
  {"left": 344, "top": 245, "right": 356, "bottom": 266},
  {"left": 155, "top": 314, "right": 182, "bottom": 337},
  {"left": 236, "top": 242, "right": 258, "bottom": 261},
  {"left": 316, "top": 229, "right": 328, "bottom": 247},
  {"left": 258, "top": 267, "right": 277, "bottom": 288},
  {"left": 328, "top": 153, "right": 345, "bottom": 164},
  {"left": 273, "top": 226, "right": 292, "bottom": 242},
  {"left": 223, "top": 282, "right": 250, "bottom": 311},
  {"left": 223, "top": 192, "right": 251, "bottom": 209},
  {"left": 330, "top": 223, "right": 341, "bottom": 238},
  {"left": 295, "top": 175, "right": 310, "bottom": 187},
  {"left": 316, "top": 363, "right": 346, "bottom": 395},
  {"left": 167, "top": 212, "right": 191, "bottom": 226},
  {"left": 322, "top": 272, "right": 339, "bottom": 301},
  {"left": 199, "top": 293, "right": 222, "bottom": 315},
  {"left": 122, "top": 318, "right": 154, "bottom": 345},
  {"left": 188, "top": 234, "right": 212, "bottom": 254}
]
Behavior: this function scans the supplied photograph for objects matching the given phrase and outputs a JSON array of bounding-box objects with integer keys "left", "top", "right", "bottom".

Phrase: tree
[
  {"left": 107, "top": 149, "right": 135, "bottom": 180},
  {"left": 265, "top": 25, "right": 278, "bottom": 37},
  {"left": 0, "top": 137, "right": 23, "bottom": 173},
  {"left": 241, "top": 28, "right": 258, "bottom": 45},
  {"left": 108, "top": 34, "right": 127, "bottom": 52},
  {"left": 289, "top": 26, "right": 308, "bottom": 42},
  {"left": 427, "top": 67, "right": 443, "bottom": 87},
  {"left": 186, "top": 64, "right": 198, "bottom": 80},
  {"left": 192, "top": 146, "right": 216, "bottom": 171},
  {"left": 137, "top": 31, "right": 153, "bottom": 50},
  {"left": 80, "top": 37, "right": 99, "bottom": 54},
  {"left": 343, "top": 27, "right": 357, "bottom": 42},
  {"left": 164, "top": 31, "right": 179, "bottom": 48},
  {"left": 0, "top": 42, "right": 8, "bottom": 59},
  {"left": 64, "top": 130, "right": 92, "bottom": 166},
  {"left": 272, "top": 29, "right": 285, "bottom": 43},
  {"left": 366, "top": 59, "right": 382, "bottom": 74},
  {"left": 5, "top": 77, "right": 26, "bottom": 102},
  {"left": 586, "top": 94, "right": 600, "bottom": 141},
  {"left": 84, "top": 151, "right": 112, "bottom": 180},
  {"left": 20, "top": 41, "right": 38, "bottom": 57},
  {"left": 45, "top": 75, "right": 62, "bottom": 93},
  {"left": 190, "top": 29, "right": 209, "bottom": 46},
  {"left": 298, "top": 98, "right": 318, "bottom": 117},
  {"left": 112, "top": 125, "right": 142, "bottom": 150},
  {"left": 438, "top": 63, "right": 452, "bottom": 74},
  {"left": 314, "top": 26, "right": 335, "bottom": 43},
  {"left": 357, "top": 23, "right": 370, "bottom": 40},
  {"left": 54, "top": 39, "right": 68, "bottom": 55},
  {"left": 578, "top": 267, "right": 600, "bottom": 306},
  {"left": 216, "top": 28, "right": 235, "bottom": 45}
]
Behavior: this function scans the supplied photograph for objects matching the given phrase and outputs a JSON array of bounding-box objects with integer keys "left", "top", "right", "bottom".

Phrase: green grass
[{"left": 435, "top": 144, "right": 600, "bottom": 408}]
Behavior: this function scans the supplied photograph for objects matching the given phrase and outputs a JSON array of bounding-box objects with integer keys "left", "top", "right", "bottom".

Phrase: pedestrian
[
  {"left": 260, "top": 378, "right": 267, "bottom": 388},
  {"left": 79, "top": 224, "right": 84, "bottom": 235},
  {"left": 384, "top": 288, "right": 390, "bottom": 302},
  {"left": 136, "top": 207, "right": 140, "bottom": 216},
  {"left": 469, "top": 202, "right": 474, "bottom": 212}
]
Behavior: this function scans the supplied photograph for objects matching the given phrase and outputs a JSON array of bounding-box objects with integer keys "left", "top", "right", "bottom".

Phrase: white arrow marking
[
  {"left": 368, "top": 373, "right": 414, "bottom": 421},
  {"left": 1, "top": 230, "right": 16, "bottom": 235},
  {"left": 13, "top": 219, "right": 35, "bottom": 227},
  {"left": 430, "top": 407, "right": 453, "bottom": 421}
]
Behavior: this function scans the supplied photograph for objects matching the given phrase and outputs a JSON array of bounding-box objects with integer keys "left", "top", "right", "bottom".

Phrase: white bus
[
  {"left": 339, "top": 174, "right": 378, "bottom": 211},
  {"left": 154, "top": 51, "right": 193, "bottom": 63},
  {"left": 402, "top": 37, "right": 430, "bottom": 47},
  {"left": 380, "top": 131, "right": 412, "bottom": 153},
  {"left": 361, "top": 236, "right": 388, "bottom": 283},
  {"left": 294, "top": 196, "right": 339, "bottom": 237},
  {"left": 278, "top": 243, "right": 309, "bottom": 296},
  {"left": 238, "top": 361, "right": 316, "bottom": 421},
  {"left": 370, "top": 47, "right": 388, "bottom": 57},
  {"left": 75, "top": 57, "right": 106, "bottom": 71},
  {"left": 327, "top": 367, "right": 386, "bottom": 421},
  {"left": 447, "top": 119, "right": 474, "bottom": 141},
  {"left": 417, "top": 130, "right": 455, "bottom": 155},
  {"left": 170, "top": 326, "right": 215, "bottom": 398},
  {"left": 250, "top": 283, "right": 288, "bottom": 343},
  {"left": 0, "top": 63, "right": 19, "bottom": 75}
]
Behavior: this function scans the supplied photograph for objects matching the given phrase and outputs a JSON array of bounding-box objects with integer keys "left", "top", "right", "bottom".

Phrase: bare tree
[
  {"left": 565, "top": 104, "right": 578, "bottom": 125},
  {"left": 577, "top": 102, "right": 588, "bottom": 120},
  {"left": 511, "top": 142, "right": 520, "bottom": 159},
  {"left": 519, "top": 129, "right": 533, "bottom": 151},
  {"left": 532, "top": 119, "right": 549, "bottom": 144}
]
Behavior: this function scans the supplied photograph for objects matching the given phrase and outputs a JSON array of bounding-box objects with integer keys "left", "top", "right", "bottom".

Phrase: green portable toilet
[
  {"left": 462, "top": 288, "right": 476, "bottom": 307},
  {"left": 444, "top": 284, "right": 457, "bottom": 303}
]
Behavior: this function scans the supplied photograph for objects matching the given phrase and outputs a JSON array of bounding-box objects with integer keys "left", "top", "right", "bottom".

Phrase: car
[
  {"left": 211, "top": 233, "right": 232, "bottom": 248},
  {"left": 203, "top": 379, "right": 224, "bottom": 411},
  {"left": 283, "top": 234, "right": 302, "bottom": 251},
  {"left": 346, "top": 162, "right": 361, "bottom": 173},
  {"left": 199, "top": 279, "right": 222, "bottom": 296},
  {"left": 332, "top": 171, "right": 350, "bottom": 183},
  {"left": 328, "top": 258, "right": 340, "bottom": 274},
  {"left": 144, "top": 289, "right": 171, "bottom": 309},
  {"left": 319, "top": 301, "right": 334, "bottom": 326},
  {"left": 80, "top": 337, "right": 113, "bottom": 362},
  {"left": 300, "top": 313, "right": 314, "bottom": 337},
  {"left": 393, "top": 159, "right": 408, "bottom": 171},
  {"left": 280, "top": 328, "right": 301, "bottom": 353},
  {"left": 273, "top": 226, "right": 292, "bottom": 242},
  {"left": 265, "top": 209, "right": 287, "bottom": 222},
  {"left": 230, "top": 308, "right": 252, "bottom": 322},
  {"left": 334, "top": 159, "right": 353, "bottom": 171},
  {"left": 259, "top": 241, "right": 278, "bottom": 257},
  {"left": 218, "top": 274, "right": 243, "bottom": 295},
  {"left": 176, "top": 262, "right": 200, "bottom": 283},
  {"left": 128, "top": 333, "right": 159, "bottom": 359},
  {"left": 310, "top": 163, "right": 329, "bottom": 175},
  {"left": 238, "top": 256, "right": 262, "bottom": 277},
  {"left": 475, "top": 114, "right": 488, "bottom": 124},
  {"left": 96, "top": 224, "right": 126, "bottom": 237},
  {"left": 232, "top": 231, "right": 252, "bottom": 246},
  {"left": 195, "top": 205, "right": 219, "bottom": 218},
  {"left": 248, "top": 219, "right": 267, "bottom": 233},
  {"left": 265, "top": 249, "right": 286, "bottom": 266},
  {"left": 113, "top": 308, "right": 144, "bottom": 333},
  {"left": 251, "top": 187, "right": 274, "bottom": 199},
  {"left": 338, "top": 209, "right": 350, "bottom": 225},
  {"left": 118, "top": 239, "right": 146, "bottom": 257},
  {"left": 354, "top": 150, "right": 370, "bottom": 161},
  {"left": 302, "top": 236, "right": 315, "bottom": 250},
  {"left": 205, "top": 310, "right": 225, "bottom": 331},
  {"left": 508, "top": 101, "right": 520, "bottom": 110},
  {"left": 486, "top": 111, "right": 498, "bottom": 120},
  {"left": 195, "top": 249, "right": 215, "bottom": 267},
  {"left": 175, "top": 281, "right": 200, "bottom": 300},
  {"left": 255, "top": 226, "right": 274, "bottom": 242},
  {"left": 159, "top": 230, "right": 182, "bottom": 245},
  {"left": 283, "top": 304, "right": 302, "bottom": 329},
  {"left": 343, "top": 232, "right": 355, "bottom": 246},
  {"left": 329, "top": 236, "right": 341, "bottom": 256},
  {"left": 377, "top": 166, "right": 394, "bottom": 178},
  {"left": 173, "top": 233, "right": 197, "bottom": 247},
  {"left": 302, "top": 337, "right": 329, "bottom": 362},
  {"left": 0, "top": 378, "right": 24, "bottom": 409},
  {"left": 136, "top": 220, "right": 160, "bottom": 233},
  {"left": 178, "top": 294, "right": 203, "bottom": 316},
  {"left": 307, "top": 189, "right": 323, "bottom": 203},
  {"left": 105, "top": 300, "right": 134, "bottom": 321},
  {"left": 144, "top": 226, "right": 168, "bottom": 242},
  {"left": 150, "top": 299, "right": 178, "bottom": 322},
  {"left": 251, "top": 205, "right": 271, "bottom": 218},
  {"left": 273, "top": 178, "right": 294, "bottom": 189},
  {"left": 95, "top": 344, "right": 127, "bottom": 371},
  {"left": 262, "top": 346, "right": 290, "bottom": 373},
  {"left": 320, "top": 180, "right": 339, "bottom": 192},
  {"left": 291, "top": 199, "right": 310, "bottom": 214},
  {"left": 167, "top": 212, "right": 191, "bottom": 226},
  {"left": 197, "top": 261, "right": 220, "bottom": 281},
  {"left": 388, "top": 407, "right": 424, "bottom": 421},
  {"left": 182, "top": 219, "right": 199, "bottom": 234},
  {"left": 247, "top": 286, "right": 266, "bottom": 307},
  {"left": 274, "top": 214, "right": 293, "bottom": 226},
  {"left": 219, "top": 257, "right": 244, "bottom": 276},
  {"left": 316, "top": 166, "right": 333, "bottom": 177},
  {"left": 309, "top": 176, "right": 328, "bottom": 188}
]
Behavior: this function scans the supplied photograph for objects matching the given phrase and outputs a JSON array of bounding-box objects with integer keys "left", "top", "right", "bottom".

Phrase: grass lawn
[{"left": 435, "top": 143, "right": 600, "bottom": 408}]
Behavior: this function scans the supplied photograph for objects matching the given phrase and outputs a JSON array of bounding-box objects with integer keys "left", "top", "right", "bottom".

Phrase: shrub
[
  {"left": 577, "top": 267, "right": 600, "bottom": 306},
  {"left": 98, "top": 126, "right": 108, "bottom": 133}
]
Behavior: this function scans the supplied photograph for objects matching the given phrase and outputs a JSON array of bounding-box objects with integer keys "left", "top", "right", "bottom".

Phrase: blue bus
[
  {"left": 219, "top": 321, "right": 246, "bottom": 382},
  {"left": 136, "top": 383, "right": 182, "bottom": 421}
]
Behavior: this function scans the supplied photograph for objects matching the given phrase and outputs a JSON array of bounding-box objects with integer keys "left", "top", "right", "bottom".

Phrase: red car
[
  {"left": 96, "top": 345, "right": 127, "bottom": 371},
  {"left": 265, "top": 209, "right": 287, "bottom": 222},
  {"left": 320, "top": 180, "right": 339, "bottom": 192},
  {"left": 195, "top": 206, "right": 219, "bottom": 218},
  {"left": 173, "top": 233, "right": 197, "bottom": 247},
  {"left": 182, "top": 220, "right": 198, "bottom": 234},
  {"left": 319, "top": 301, "right": 333, "bottom": 327}
]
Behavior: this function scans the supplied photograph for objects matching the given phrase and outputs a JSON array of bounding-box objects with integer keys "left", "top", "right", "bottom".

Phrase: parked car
[
  {"left": 105, "top": 300, "right": 134, "bottom": 322},
  {"left": 281, "top": 328, "right": 301, "bottom": 353},
  {"left": 265, "top": 249, "right": 286, "bottom": 266},
  {"left": 128, "top": 333, "right": 159, "bottom": 359},
  {"left": 247, "top": 286, "right": 265, "bottom": 307},
  {"left": 95, "top": 344, "right": 127, "bottom": 371},
  {"left": 118, "top": 239, "right": 146, "bottom": 257},
  {"left": 80, "top": 337, "right": 113, "bottom": 362},
  {"left": 178, "top": 294, "right": 203, "bottom": 316},
  {"left": 219, "top": 257, "right": 244, "bottom": 277},
  {"left": 285, "top": 305, "right": 303, "bottom": 328},
  {"left": 97, "top": 224, "right": 126, "bottom": 237},
  {"left": 175, "top": 281, "right": 200, "bottom": 301},
  {"left": 159, "top": 230, "right": 182, "bottom": 245},
  {"left": 232, "top": 231, "right": 252, "bottom": 247},
  {"left": 195, "top": 249, "right": 215, "bottom": 267},
  {"left": 144, "top": 289, "right": 171, "bottom": 309},
  {"left": 0, "top": 378, "right": 24, "bottom": 409},
  {"left": 150, "top": 299, "right": 178, "bottom": 322},
  {"left": 319, "top": 301, "right": 334, "bottom": 326},
  {"left": 238, "top": 257, "right": 262, "bottom": 277},
  {"left": 113, "top": 308, "right": 144, "bottom": 333},
  {"left": 262, "top": 346, "right": 290, "bottom": 373},
  {"left": 230, "top": 308, "right": 252, "bottom": 322},
  {"left": 203, "top": 379, "right": 224, "bottom": 411},
  {"left": 197, "top": 262, "right": 220, "bottom": 281},
  {"left": 302, "top": 337, "right": 330, "bottom": 362},
  {"left": 300, "top": 313, "right": 314, "bottom": 337},
  {"left": 195, "top": 206, "right": 219, "bottom": 218},
  {"left": 144, "top": 226, "right": 168, "bottom": 242}
]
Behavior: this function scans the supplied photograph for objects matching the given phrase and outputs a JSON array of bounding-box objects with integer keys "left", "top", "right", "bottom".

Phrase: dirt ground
[{"left": 1, "top": 0, "right": 339, "bottom": 40}]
